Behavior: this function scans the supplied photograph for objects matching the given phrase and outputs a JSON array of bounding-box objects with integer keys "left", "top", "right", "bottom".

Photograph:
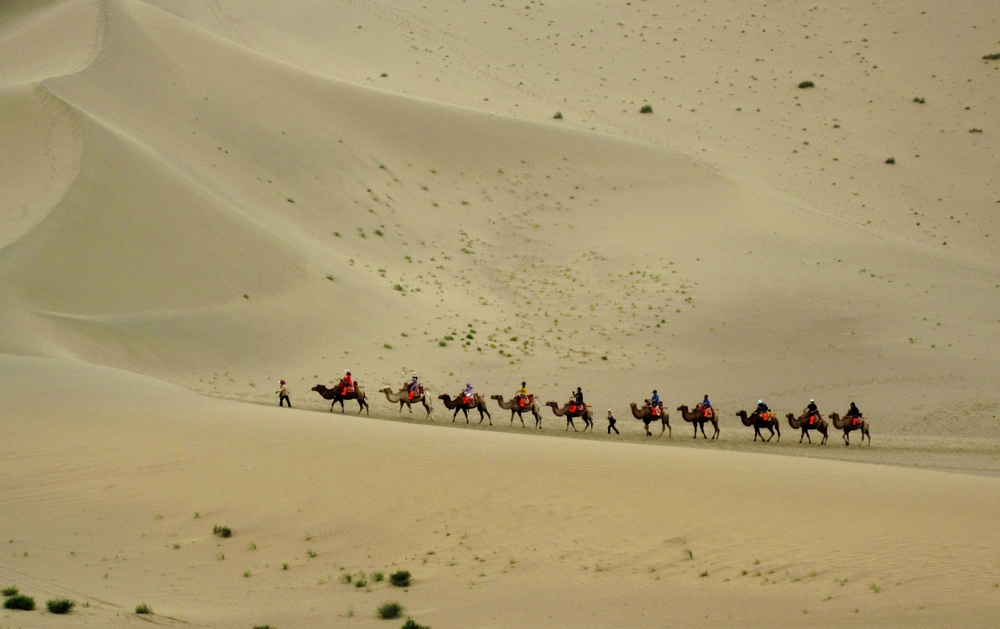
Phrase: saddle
[
  {"left": 407, "top": 384, "right": 424, "bottom": 401},
  {"left": 569, "top": 403, "right": 586, "bottom": 414},
  {"left": 651, "top": 405, "right": 661, "bottom": 417},
  {"left": 850, "top": 415, "right": 863, "bottom": 428},
  {"left": 703, "top": 407, "right": 714, "bottom": 419},
  {"left": 517, "top": 395, "right": 534, "bottom": 408},
  {"left": 808, "top": 413, "right": 819, "bottom": 426}
]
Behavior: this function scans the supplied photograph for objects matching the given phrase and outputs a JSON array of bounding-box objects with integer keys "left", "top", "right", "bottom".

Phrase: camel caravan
[{"left": 302, "top": 373, "right": 871, "bottom": 446}]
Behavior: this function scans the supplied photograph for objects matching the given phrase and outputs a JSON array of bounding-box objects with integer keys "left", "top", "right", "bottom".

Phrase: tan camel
[
  {"left": 380, "top": 385, "right": 433, "bottom": 418},
  {"left": 312, "top": 383, "right": 369, "bottom": 414},
  {"left": 676, "top": 405, "right": 720, "bottom": 439},
  {"left": 491, "top": 394, "right": 542, "bottom": 429},
  {"left": 438, "top": 393, "right": 492, "bottom": 425},
  {"left": 785, "top": 412, "right": 828, "bottom": 444},
  {"left": 545, "top": 401, "right": 594, "bottom": 432},
  {"left": 829, "top": 412, "right": 872, "bottom": 446},
  {"left": 735, "top": 410, "right": 780, "bottom": 443},
  {"left": 629, "top": 402, "right": 671, "bottom": 437}
]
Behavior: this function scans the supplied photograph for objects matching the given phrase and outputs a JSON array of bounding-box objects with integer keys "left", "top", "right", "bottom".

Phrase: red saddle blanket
[
  {"left": 407, "top": 385, "right": 424, "bottom": 401},
  {"left": 651, "top": 406, "right": 661, "bottom": 417},
  {"left": 517, "top": 395, "right": 534, "bottom": 408},
  {"left": 850, "top": 416, "right": 863, "bottom": 427},
  {"left": 808, "top": 413, "right": 819, "bottom": 426}
]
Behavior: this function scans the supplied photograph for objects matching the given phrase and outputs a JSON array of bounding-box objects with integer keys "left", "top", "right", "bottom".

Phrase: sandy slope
[
  {"left": 2, "top": 356, "right": 999, "bottom": 628},
  {"left": 1, "top": 0, "right": 999, "bottom": 626}
]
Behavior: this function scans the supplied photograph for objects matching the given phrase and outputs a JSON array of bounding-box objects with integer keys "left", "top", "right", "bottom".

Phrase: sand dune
[{"left": 1, "top": 0, "right": 998, "bottom": 626}]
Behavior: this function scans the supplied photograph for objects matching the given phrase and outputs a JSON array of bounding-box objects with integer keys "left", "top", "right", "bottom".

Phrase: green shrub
[
  {"left": 252, "top": 626, "right": 276, "bottom": 629},
  {"left": 402, "top": 618, "right": 431, "bottom": 629},
  {"left": 553, "top": 111, "right": 563, "bottom": 119},
  {"left": 885, "top": 157, "right": 895, "bottom": 164},
  {"left": 372, "top": 571, "right": 385, "bottom": 582},
  {"left": 4, "top": 594, "right": 35, "bottom": 610},
  {"left": 983, "top": 53, "right": 1000, "bottom": 60},
  {"left": 377, "top": 602, "right": 404, "bottom": 619},
  {"left": 798, "top": 80, "right": 815, "bottom": 88},
  {"left": 640, "top": 104, "right": 653, "bottom": 113},
  {"left": 389, "top": 570, "right": 411, "bottom": 587},
  {"left": 135, "top": 603, "right": 152, "bottom": 614},
  {"left": 213, "top": 525, "right": 232, "bottom": 538},
  {"left": 46, "top": 599, "right": 75, "bottom": 614},
  {"left": 1, "top": 586, "right": 18, "bottom": 596},
  {"left": 913, "top": 96, "right": 926, "bottom": 103}
]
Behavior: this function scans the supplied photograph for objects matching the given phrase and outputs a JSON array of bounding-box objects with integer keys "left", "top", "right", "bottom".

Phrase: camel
[
  {"left": 380, "top": 385, "right": 433, "bottom": 418},
  {"left": 438, "top": 393, "right": 492, "bottom": 425},
  {"left": 785, "top": 412, "right": 828, "bottom": 444},
  {"left": 735, "top": 410, "right": 780, "bottom": 443},
  {"left": 491, "top": 394, "right": 542, "bottom": 429},
  {"left": 629, "top": 402, "right": 671, "bottom": 437},
  {"left": 829, "top": 412, "right": 872, "bottom": 446},
  {"left": 545, "top": 401, "right": 594, "bottom": 432},
  {"left": 312, "top": 383, "right": 369, "bottom": 414},
  {"left": 676, "top": 405, "right": 720, "bottom": 439}
]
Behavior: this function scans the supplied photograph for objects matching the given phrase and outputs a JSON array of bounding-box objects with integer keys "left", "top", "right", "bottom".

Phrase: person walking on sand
[
  {"left": 277, "top": 379, "right": 291, "bottom": 407},
  {"left": 607, "top": 408, "right": 619, "bottom": 435}
]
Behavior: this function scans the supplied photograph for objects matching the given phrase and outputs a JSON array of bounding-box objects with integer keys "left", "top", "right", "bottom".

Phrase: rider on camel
[
  {"left": 569, "top": 387, "right": 585, "bottom": 414},
  {"left": 408, "top": 373, "right": 421, "bottom": 400},
  {"left": 804, "top": 399, "right": 820, "bottom": 424},
  {"left": 698, "top": 394, "right": 713, "bottom": 418},
  {"left": 462, "top": 382, "right": 474, "bottom": 405},
  {"left": 650, "top": 390, "right": 662, "bottom": 416},
  {"left": 756, "top": 399, "right": 770, "bottom": 418},
  {"left": 847, "top": 401, "right": 863, "bottom": 425},
  {"left": 515, "top": 381, "right": 529, "bottom": 408},
  {"left": 341, "top": 370, "right": 354, "bottom": 395}
]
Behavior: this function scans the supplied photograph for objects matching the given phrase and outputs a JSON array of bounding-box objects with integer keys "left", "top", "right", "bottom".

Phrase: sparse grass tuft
[
  {"left": 307, "top": 549, "right": 317, "bottom": 558},
  {"left": 373, "top": 571, "right": 385, "bottom": 582},
  {"left": 983, "top": 53, "right": 1000, "bottom": 60},
  {"left": 885, "top": 157, "right": 895, "bottom": 164},
  {"left": 1, "top": 586, "right": 18, "bottom": 596},
  {"left": 869, "top": 582, "right": 882, "bottom": 593},
  {"left": 553, "top": 111, "right": 563, "bottom": 119},
  {"left": 913, "top": 96, "right": 926, "bottom": 104},
  {"left": 640, "top": 104, "right": 653, "bottom": 113},
  {"left": 969, "top": 128, "right": 983, "bottom": 133},
  {"left": 389, "top": 570, "right": 411, "bottom": 587},
  {"left": 135, "top": 603, "right": 152, "bottom": 615},
  {"left": 4, "top": 594, "right": 34, "bottom": 610},
  {"left": 401, "top": 618, "right": 431, "bottom": 629},
  {"left": 47, "top": 599, "right": 75, "bottom": 614},
  {"left": 798, "top": 80, "right": 815, "bottom": 88},
  {"left": 699, "top": 570, "right": 709, "bottom": 577},
  {"left": 377, "top": 601, "right": 404, "bottom": 619},
  {"left": 252, "top": 625, "right": 276, "bottom": 629},
  {"left": 684, "top": 548, "right": 693, "bottom": 560},
  {"left": 340, "top": 573, "right": 352, "bottom": 584},
  {"left": 213, "top": 525, "right": 232, "bottom": 538}
]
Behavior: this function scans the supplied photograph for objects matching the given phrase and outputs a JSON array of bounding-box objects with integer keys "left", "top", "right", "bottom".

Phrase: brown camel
[
  {"left": 545, "top": 401, "right": 594, "bottom": 432},
  {"left": 676, "top": 405, "right": 720, "bottom": 439},
  {"left": 735, "top": 410, "right": 780, "bottom": 443},
  {"left": 829, "top": 412, "right": 872, "bottom": 446},
  {"left": 380, "top": 385, "right": 433, "bottom": 418},
  {"left": 491, "top": 394, "right": 542, "bottom": 429},
  {"left": 312, "top": 383, "right": 369, "bottom": 414},
  {"left": 785, "top": 412, "right": 828, "bottom": 444},
  {"left": 629, "top": 402, "right": 671, "bottom": 437},
  {"left": 438, "top": 393, "right": 492, "bottom": 425}
]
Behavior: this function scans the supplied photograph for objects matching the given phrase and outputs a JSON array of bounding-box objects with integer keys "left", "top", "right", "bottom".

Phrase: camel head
[
  {"left": 311, "top": 384, "right": 327, "bottom": 393},
  {"left": 490, "top": 394, "right": 503, "bottom": 401},
  {"left": 735, "top": 410, "right": 748, "bottom": 418},
  {"left": 785, "top": 413, "right": 796, "bottom": 420},
  {"left": 677, "top": 404, "right": 689, "bottom": 412},
  {"left": 379, "top": 386, "right": 392, "bottom": 393},
  {"left": 545, "top": 401, "right": 559, "bottom": 409}
]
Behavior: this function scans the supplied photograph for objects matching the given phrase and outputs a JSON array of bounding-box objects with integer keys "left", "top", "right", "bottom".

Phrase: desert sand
[{"left": 1, "top": 0, "right": 999, "bottom": 626}]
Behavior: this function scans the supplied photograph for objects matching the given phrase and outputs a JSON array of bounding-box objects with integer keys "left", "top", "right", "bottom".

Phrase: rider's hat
[
  {"left": 810, "top": 399, "right": 815, "bottom": 403},
  {"left": 758, "top": 399, "right": 763, "bottom": 404},
  {"left": 521, "top": 381, "right": 526, "bottom": 386},
  {"left": 279, "top": 379, "right": 286, "bottom": 385}
]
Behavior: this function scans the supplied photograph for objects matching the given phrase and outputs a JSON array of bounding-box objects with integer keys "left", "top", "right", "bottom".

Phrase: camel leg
[
  {"left": 753, "top": 427, "right": 760, "bottom": 442},
  {"left": 567, "top": 417, "right": 577, "bottom": 431},
  {"left": 699, "top": 423, "right": 707, "bottom": 439},
  {"left": 843, "top": 431, "right": 850, "bottom": 446},
  {"left": 802, "top": 430, "right": 810, "bottom": 444}
]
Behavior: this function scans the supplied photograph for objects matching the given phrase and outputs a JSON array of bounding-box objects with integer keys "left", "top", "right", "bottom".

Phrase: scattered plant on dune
[
  {"left": 135, "top": 603, "right": 152, "bottom": 615},
  {"left": 640, "top": 104, "right": 653, "bottom": 113},
  {"left": 1, "top": 586, "right": 18, "bottom": 596},
  {"left": 683, "top": 548, "right": 693, "bottom": 560},
  {"left": 983, "top": 52, "right": 1000, "bottom": 60},
  {"left": 969, "top": 128, "right": 983, "bottom": 133},
  {"left": 377, "top": 601, "right": 404, "bottom": 619},
  {"left": 389, "top": 570, "right": 411, "bottom": 587},
  {"left": 885, "top": 157, "right": 895, "bottom": 164},
  {"left": 4, "top": 594, "right": 34, "bottom": 610},
  {"left": 46, "top": 599, "right": 75, "bottom": 614},
  {"left": 372, "top": 571, "right": 385, "bottom": 582},
  {"left": 213, "top": 525, "right": 233, "bottom": 538},
  {"left": 869, "top": 582, "right": 882, "bottom": 593},
  {"left": 798, "top": 80, "right": 815, "bottom": 88},
  {"left": 553, "top": 111, "right": 563, "bottom": 119},
  {"left": 252, "top": 625, "right": 276, "bottom": 629},
  {"left": 912, "top": 96, "right": 925, "bottom": 103},
  {"left": 340, "top": 573, "right": 352, "bottom": 584},
  {"left": 401, "top": 618, "right": 431, "bottom": 629}
]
